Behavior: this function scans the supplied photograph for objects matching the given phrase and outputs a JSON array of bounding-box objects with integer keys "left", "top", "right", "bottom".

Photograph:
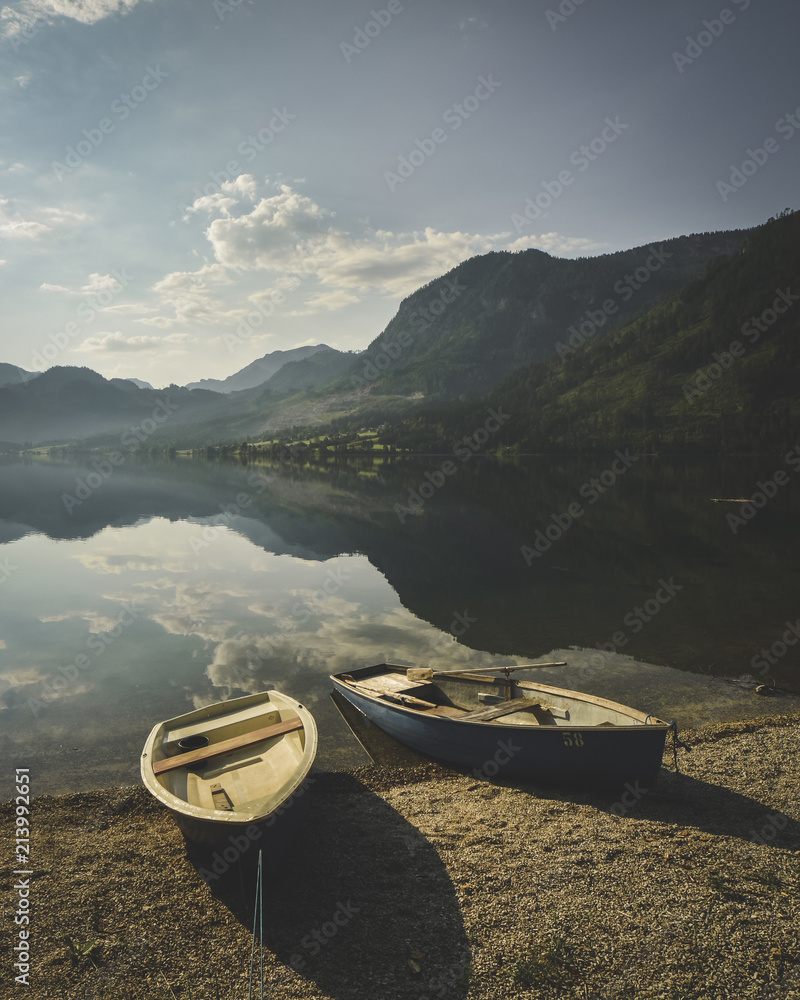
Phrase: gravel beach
[{"left": 2, "top": 713, "right": 799, "bottom": 1000}]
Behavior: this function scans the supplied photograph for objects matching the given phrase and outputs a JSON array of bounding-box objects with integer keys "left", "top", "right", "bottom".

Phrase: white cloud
[
  {"left": 77, "top": 331, "right": 190, "bottom": 353},
  {"left": 14, "top": 73, "right": 31, "bottom": 88},
  {"left": 0, "top": 0, "right": 154, "bottom": 39},
  {"left": 39, "top": 271, "right": 124, "bottom": 296},
  {"left": 141, "top": 262, "right": 232, "bottom": 330},
  {"left": 182, "top": 174, "right": 258, "bottom": 220},
  {"left": 506, "top": 232, "right": 610, "bottom": 256},
  {"left": 0, "top": 198, "right": 89, "bottom": 242},
  {"left": 142, "top": 177, "right": 609, "bottom": 328}
]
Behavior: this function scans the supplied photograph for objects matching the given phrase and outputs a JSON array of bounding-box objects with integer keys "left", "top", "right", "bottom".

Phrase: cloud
[
  {"left": 77, "top": 331, "right": 191, "bottom": 353},
  {"left": 40, "top": 271, "right": 125, "bottom": 296},
  {"left": 0, "top": 0, "right": 154, "bottom": 39},
  {"left": 0, "top": 203, "right": 50, "bottom": 239},
  {"left": 144, "top": 177, "right": 609, "bottom": 328},
  {"left": 141, "top": 263, "right": 233, "bottom": 330},
  {"left": 182, "top": 174, "right": 258, "bottom": 221},
  {"left": 0, "top": 198, "right": 89, "bottom": 242},
  {"left": 506, "top": 232, "right": 610, "bottom": 256},
  {"left": 14, "top": 73, "right": 31, "bottom": 88}
]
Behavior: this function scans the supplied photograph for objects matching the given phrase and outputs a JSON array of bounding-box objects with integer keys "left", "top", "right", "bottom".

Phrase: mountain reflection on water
[{"left": 1, "top": 453, "right": 798, "bottom": 796}]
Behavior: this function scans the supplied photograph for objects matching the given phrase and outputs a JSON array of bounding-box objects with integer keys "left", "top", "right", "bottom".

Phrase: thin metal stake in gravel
[{"left": 248, "top": 850, "right": 264, "bottom": 1000}]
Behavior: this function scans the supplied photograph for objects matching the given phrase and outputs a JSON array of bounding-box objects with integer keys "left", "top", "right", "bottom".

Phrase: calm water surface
[{"left": 1, "top": 454, "right": 798, "bottom": 798}]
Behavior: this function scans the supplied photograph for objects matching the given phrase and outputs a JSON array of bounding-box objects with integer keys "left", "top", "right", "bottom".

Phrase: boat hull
[{"left": 331, "top": 669, "right": 669, "bottom": 789}]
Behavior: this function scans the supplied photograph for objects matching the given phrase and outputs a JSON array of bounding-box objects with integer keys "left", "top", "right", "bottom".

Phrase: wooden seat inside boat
[{"left": 459, "top": 699, "right": 541, "bottom": 722}]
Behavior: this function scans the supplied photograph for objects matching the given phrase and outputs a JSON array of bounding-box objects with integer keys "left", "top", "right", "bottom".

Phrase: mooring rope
[
  {"left": 248, "top": 849, "right": 264, "bottom": 1000},
  {"left": 669, "top": 720, "right": 692, "bottom": 772}
]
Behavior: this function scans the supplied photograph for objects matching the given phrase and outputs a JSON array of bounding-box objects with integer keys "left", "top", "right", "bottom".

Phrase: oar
[{"left": 407, "top": 661, "right": 566, "bottom": 681}]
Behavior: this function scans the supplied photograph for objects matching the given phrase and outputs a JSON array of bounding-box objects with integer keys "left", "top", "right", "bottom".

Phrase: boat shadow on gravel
[
  {"left": 185, "top": 772, "right": 472, "bottom": 1000},
  {"left": 497, "top": 764, "right": 800, "bottom": 850}
]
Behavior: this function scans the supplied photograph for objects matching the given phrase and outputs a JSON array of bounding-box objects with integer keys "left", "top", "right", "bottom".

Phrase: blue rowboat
[{"left": 331, "top": 663, "right": 672, "bottom": 788}]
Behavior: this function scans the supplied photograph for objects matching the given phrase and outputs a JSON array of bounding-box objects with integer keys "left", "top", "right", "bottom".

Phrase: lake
[{"left": 1, "top": 452, "right": 799, "bottom": 799}]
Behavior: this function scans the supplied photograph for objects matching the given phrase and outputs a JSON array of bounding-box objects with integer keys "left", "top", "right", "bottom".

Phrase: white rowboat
[{"left": 140, "top": 690, "right": 317, "bottom": 848}]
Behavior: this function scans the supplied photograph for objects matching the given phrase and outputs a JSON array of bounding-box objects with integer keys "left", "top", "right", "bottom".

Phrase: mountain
[
  {"left": 127, "top": 377, "right": 154, "bottom": 390},
  {"left": 379, "top": 210, "right": 799, "bottom": 455},
  {"left": 324, "top": 229, "right": 750, "bottom": 402},
  {"left": 259, "top": 348, "right": 354, "bottom": 395},
  {"left": 0, "top": 366, "right": 225, "bottom": 446},
  {"left": 0, "top": 363, "right": 39, "bottom": 388},
  {"left": 186, "top": 344, "right": 335, "bottom": 393}
]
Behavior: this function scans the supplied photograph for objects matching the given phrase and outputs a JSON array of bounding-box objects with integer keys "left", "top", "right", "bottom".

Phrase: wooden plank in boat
[
  {"left": 380, "top": 691, "right": 439, "bottom": 709},
  {"left": 348, "top": 673, "right": 418, "bottom": 696},
  {"left": 152, "top": 717, "right": 304, "bottom": 775},
  {"left": 460, "top": 699, "right": 540, "bottom": 722}
]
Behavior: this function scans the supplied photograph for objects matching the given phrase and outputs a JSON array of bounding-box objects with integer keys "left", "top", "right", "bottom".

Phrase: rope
[
  {"left": 668, "top": 720, "right": 692, "bottom": 773},
  {"left": 248, "top": 849, "right": 264, "bottom": 1000}
]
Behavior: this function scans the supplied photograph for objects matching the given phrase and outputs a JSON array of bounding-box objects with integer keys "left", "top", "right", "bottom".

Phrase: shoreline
[{"left": 2, "top": 713, "right": 799, "bottom": 999}]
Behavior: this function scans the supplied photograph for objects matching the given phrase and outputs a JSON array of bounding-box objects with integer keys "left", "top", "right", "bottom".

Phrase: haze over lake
[{"left": 1, "top": 453, "right": 798, "bottom": 798}]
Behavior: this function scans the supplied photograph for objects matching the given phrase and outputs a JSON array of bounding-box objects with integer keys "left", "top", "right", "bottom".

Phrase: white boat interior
[{"left": 141, "top": 691, "right": 317, "bottom": 826}]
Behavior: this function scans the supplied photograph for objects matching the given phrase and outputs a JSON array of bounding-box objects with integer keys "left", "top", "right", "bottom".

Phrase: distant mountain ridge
[
  {"left": 186, "top": 344, "right": 335, "bottom": 393},
  {"left": 0, "top": 364, "right": 38, "bottom": 388},
  {"left": 325, "top": 229, "right": 750, "bottom": 401},
  {"left": 0, "top": 366, "right": 225, "bottom": 446},
  {"left": 380, "top": 210, "right": 799, "bottom": 454},
  {"left": 0, "top": 223, "right": 762, "bottom": 448}
]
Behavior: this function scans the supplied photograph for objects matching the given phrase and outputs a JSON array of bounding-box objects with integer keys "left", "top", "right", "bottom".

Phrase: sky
[{"left": 0, "top": 0, "right": 797, "bottom": 388}]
